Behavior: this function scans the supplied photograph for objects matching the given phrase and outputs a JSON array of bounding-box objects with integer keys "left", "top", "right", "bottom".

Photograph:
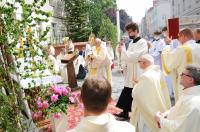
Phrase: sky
[{"left": 117, "top": 0, "right": 153, "bottom": 23}]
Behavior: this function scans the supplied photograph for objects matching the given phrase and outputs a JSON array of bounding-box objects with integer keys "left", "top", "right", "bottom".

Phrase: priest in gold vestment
[{"left": 86, "top": 38, "right": 112, "bottom": 84}]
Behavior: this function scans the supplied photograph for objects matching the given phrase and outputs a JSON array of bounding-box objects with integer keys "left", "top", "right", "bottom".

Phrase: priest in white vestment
[
  {"left": 47, "top": 46, "right": 59, "bottom": 74},
  {"left": 149, "top": 31, "right": 165, "bottom": 68},
  {"left": 67, "top": 77, "right": 135, "bottom": 132},
  {"left": 56, "top": 48, "right": 68, "bottom": 83},
  {"left": 131, "top": 54, "right": 171, "bottom": 132},
  {"left": 155, "top": 65, "right": 200, "bottom": 132},
  {"left": 160, "top": 27, "right": 178, "bottom": 100},
  {"left": 86, "top": 38, "right": 112, "bottom": 84},
  {"left": 115, "top": 22, "right": 148, "bottom": 120},
  {"left": 161, "top": 28, "right": 200, "bottom": 102},
  {"left": 106, "top": 41, "right": 114, "bottom": 60}
]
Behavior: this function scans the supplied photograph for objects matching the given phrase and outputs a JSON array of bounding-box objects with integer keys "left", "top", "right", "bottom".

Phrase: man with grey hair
[
  {"left": 155, "top": 65, "right": 200, "bottom": 132},
  {"left": 131, "top": 54, "right": 171, "bottom": 132}
]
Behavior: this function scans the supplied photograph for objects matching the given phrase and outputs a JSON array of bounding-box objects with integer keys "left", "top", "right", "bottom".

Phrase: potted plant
[{"left": 32, "top": 85, "right": 79, "bottom": 131}]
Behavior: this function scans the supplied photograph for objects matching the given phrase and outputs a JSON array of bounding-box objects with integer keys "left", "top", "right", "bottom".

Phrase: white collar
[
  {"left": 183, "top": 85, "right": 200, "bottom": 96},
  {"left": 184, "top": 40, "right": 196, "bottom": 46},
  {"left": 144, "top": 65, "right": 160, "bottom": 72}
]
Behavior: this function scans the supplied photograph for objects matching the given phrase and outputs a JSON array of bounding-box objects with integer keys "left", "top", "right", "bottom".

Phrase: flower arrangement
[{"left": 32, "top": 85, "right": 79, "bottom": 121}]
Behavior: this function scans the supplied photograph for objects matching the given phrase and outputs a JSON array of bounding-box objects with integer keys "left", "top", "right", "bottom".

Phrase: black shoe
[
  {"left": 115, "top": 116, "right": 130, "bottom": 122},
  {"left": 113, "top": 112, "right": 125, "bottom": 118}
]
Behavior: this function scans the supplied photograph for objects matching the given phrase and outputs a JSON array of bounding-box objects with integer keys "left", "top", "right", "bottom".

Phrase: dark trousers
[{"left": 116, "top": 87, "right": 133, "bottom": 112}]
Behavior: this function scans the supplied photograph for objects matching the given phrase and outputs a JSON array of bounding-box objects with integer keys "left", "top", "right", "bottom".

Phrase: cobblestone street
[{"left": 111, "top": 66, "right": 124, "bottom": 101}]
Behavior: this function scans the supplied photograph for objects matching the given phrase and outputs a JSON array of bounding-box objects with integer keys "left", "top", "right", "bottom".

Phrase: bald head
[
  {"left": 138, "top": 54, "right": 154, "bottom": 69},
  {"left": 95, "top": 38, "right": 102, "bottom": 47}
]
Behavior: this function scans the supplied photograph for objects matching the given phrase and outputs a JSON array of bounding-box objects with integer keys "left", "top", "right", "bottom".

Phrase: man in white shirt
[
  {"left": 67, "top": 77, "right": 135, "bottom": 132},
  {"left": 155, "top": 65, "right": 200, "bottom": 132},
  {"left": 115, "top": 22, "right": 148, "bottom": 120}
]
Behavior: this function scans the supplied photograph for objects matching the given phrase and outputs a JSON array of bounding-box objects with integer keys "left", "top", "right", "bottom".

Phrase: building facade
[
  {"left": 0, "top": 0, "right": 67, "bottom": 44},
  {"left": 171, "top": 0, "right": 200, "bottom": 29},
  {"left": 140, "top": 0, "right": 171, "bottom": 38},
  {"left": 141, "top": 0, "right": 200, "bottom": 37}
]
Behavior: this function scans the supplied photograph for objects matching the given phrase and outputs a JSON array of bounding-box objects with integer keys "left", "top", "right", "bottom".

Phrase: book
[{"left": 168, "top": 18, "right": 179, "bottom": 39}]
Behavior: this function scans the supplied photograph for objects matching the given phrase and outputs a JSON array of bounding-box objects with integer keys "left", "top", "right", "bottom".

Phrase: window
[
  {"left": 49, "top": 0, "right": 55, "bottom": 7},
  {"left": 51, "top": 23, "right": 57, "bottom": 37}
]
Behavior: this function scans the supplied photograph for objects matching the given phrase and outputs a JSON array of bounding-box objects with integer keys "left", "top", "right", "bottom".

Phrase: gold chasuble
[
  {"left": 88, "top": 44, "right": 112, "bottom": 84},
  {"left": 89, "top": 46, "right": 101, "bottom": 76}
]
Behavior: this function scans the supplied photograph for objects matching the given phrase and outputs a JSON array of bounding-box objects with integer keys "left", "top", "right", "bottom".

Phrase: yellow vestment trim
[
  {"left": 89, "top": 46, "right": 101, "bottom": 76},
  {"left": 182, "top": 46, "right": 192, "bottom": 64},
  {"left": 161, "top": 52, "right": 170, "bottom": 75},
  {"left": 160, "top": 80, "right": 167, "bottom": 89}
]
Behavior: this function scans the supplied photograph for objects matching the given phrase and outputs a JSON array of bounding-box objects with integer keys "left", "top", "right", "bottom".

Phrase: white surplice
[
  {"left": 67, "top": 113, "right": 135, "bottom": 132},
  {"left": 121, "top": 38, "right": 148, "bottom": 88},
  {"left": 149, "top": 39, "right": 165, "bottom": 68}
]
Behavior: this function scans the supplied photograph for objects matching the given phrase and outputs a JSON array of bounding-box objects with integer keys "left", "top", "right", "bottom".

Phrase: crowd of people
[
  {"left": 47, "top": 36, "right": 115, "bottom": 84},
  {"left": 48, "top": 22, "right": 200, "bottom": 132},
  {"left": 65, "top": 23, "right": 200, "bottom": 132}
]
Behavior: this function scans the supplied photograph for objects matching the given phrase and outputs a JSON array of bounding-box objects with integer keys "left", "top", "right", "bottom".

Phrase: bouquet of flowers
[{"left": 32, "top": 85, "right": 79, "bottom": 121}]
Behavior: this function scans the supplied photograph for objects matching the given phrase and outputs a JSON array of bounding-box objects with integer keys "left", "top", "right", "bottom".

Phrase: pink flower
[
  {"left": 69, "top": 96, "right": 75, "bottom": 103},
  {"left": 53, "top": 86, "right": 62, "bottom": 95},
  {"left": 54, "top": 113, "right": 61, "bottom": 119},
  {"left": 71, "top": 92, "right": 78, "bottom": 97},
  {"left": 62, "top": 87, "right": 68, "bottom": 96},
  {"left": 51, "top": 94, "right": 59, "bottom": 102},
  {"left": 51, "top": 85, "right": 62, "bottom": 95},
  {"left": 32, "top": 111, "right": 42, "bottom": 119},
  {"left": 42, "top": 100, "right": 49, "bottom": 109},
  {"left": 37, "top": 98, "right": 43, "bottom": 109},
  {"left": 67, "top": 87, "right": 71, "bottom": 92}
]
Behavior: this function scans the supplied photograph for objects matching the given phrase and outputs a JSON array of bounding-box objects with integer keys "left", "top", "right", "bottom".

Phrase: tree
[
  {"left": 105, "top": 9, "right": 132, "bottom": 32},
  {"left": 64, "top": 0, "right": 92, "bottom": 42},
  {"left": 119, "top": 9, "right": 132, "bottom": 32},
  {"left": 98, "top": 16, "right": 117, "bottom": 47},
  {"left": 88, "top": 0, "right": 117, "bottom": 47}
]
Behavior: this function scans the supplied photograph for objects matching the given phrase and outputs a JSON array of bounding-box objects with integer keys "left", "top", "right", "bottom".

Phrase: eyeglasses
[
  {"left": 180, "top": 73, "right": 192, "bottom": 77},
  {"left": 138, "top": 60, "right": 145, "bottom": 63}
]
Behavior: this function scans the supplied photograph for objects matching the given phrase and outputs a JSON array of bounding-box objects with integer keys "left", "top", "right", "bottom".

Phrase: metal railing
[{"left": 47, "top": 36, "right": 65, "bottom": 45}]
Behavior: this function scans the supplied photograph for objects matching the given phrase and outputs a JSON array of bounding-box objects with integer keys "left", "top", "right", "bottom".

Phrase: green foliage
[
  {"left": 88, "top": 2, "right": 103, "bottom": 35},
  {"left": 64, "top": 0, "right": 92, "bottom": 42},
  {"left": 0, "top": 0, "right": 51, "bottom": 131},
  {"left": 88, "top": 0, "right": 117, "bottom": 47},
  {"left": 0, "top": 91, "right": 21, "bottom": 131},
  {"left": 98, "top": 16, "right": 117, "bottom": 48}
]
